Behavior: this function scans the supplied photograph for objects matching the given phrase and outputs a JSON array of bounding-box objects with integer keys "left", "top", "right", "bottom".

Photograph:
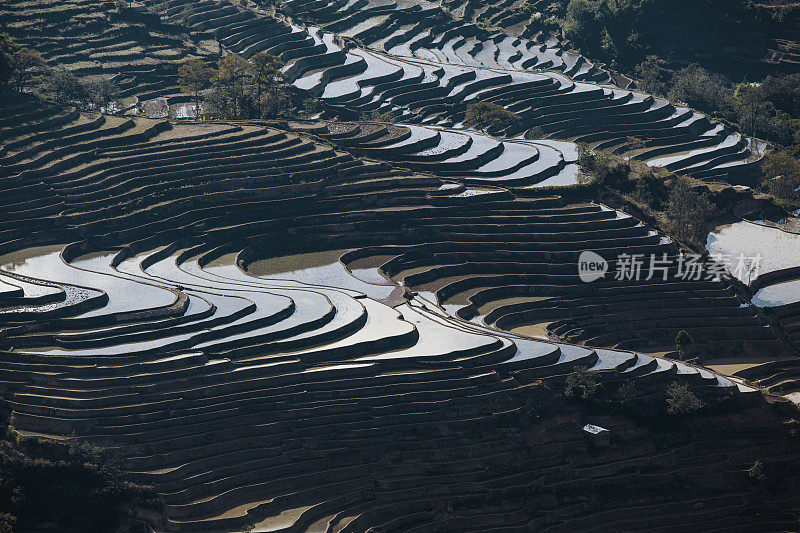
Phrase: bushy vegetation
[
  {"left": 636, "top": 62, "right": 800, "bottom": 148},
  {"left": 665, "top": 381, "right": 704, "bottom": 414},
  {"left": 748, "top": 460, "right": 767, "bottom": 482},
  {"left": 639, "top": 65, "right": 800, "bottom": 207},
  {"left": 47, "top": 71, "right": 120, "bottom": 112},
  {"left": 535, "top": 1, "right": 800, "bottom": 207},
  {"left": 360, "top": 109, "right": 394, "bottom": 122},
  {"left": 463, "top": 102, "right": 521, "bottom": 132},
  {"left": 664, "top": 179, "right": 715, "bottom": 244},
  {"left": 0, "top": 427, "right": 156, "bottom": 532},
  {"left": 761, "top": 146, "right": 800, "bottom": 206},
  {"left": 577, "top": 146, "right": 715, "bottom": 247},
  {"left": 546, "top": 1, "right": 800, "bottom": 212},
  {"left": 2, "top": 33, "right": 120, "bottom": 111},
  {"left": 554, "top": 0, "right": 799, "bottom": 73},
  {"left": 1, "top": 32, "right": 296, "bottom": 120},
  {"left": 675, "top": 330, "right": 692, "bottom": 360},
  {"left": 564, "top": 366, "right": 601, "bottom": 400}
]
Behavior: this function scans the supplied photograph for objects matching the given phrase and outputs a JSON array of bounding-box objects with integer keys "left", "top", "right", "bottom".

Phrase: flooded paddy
[
  {"left": 0, "top": 246, "right": 176, "bottom": 319},
  {"left": 706, "top": 219, "right": 800, "bottom": 283},
  {"left": 246, "top": 249, "right": 400, "bottom": 302},
  {"left": 752, "top": 279, "right": 800, "bottom": 308},
  {"left": 344, "top": 254, "right": 397, "bottom": 285}
]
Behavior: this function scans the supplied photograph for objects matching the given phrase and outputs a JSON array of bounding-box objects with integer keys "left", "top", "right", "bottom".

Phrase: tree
[
  {"left": 665, "top": 381, "right": 704, "bottom": 414},
  {"left": 211, "top": 54, "right": 251, "bottom": 119},
  {"left": 675, "top": 330, "right": 692, "bottom": 360},
  {"left": 48, "top": 69, "right": 86, "bottom": 106},
  {"left": 734, "top": 82, "right": 768, "bottom": 137},
  {"left": 249, "top": 52, "right": 285, "bottom": 118},
  {"left": 760, "top": 148, "right": 800, "bottom": 202},
  {"left": 9, "top": 47, "right": 46, "bottom": 93},
  {"left": 635, "top": 55, "right": 668, "bottom": 96},
  {"left": 666, "top": 64, "right": 732, "bottom": 116},
  {"left": 178, "top": 59, "right": 214, "bottom": 118},
  {"left": 665, "top": 178, "right": 714, "bottom": 244},
  {"left": 0, "top": 33, "right": 17, "bottom": 88},
  {"left": 85, "top": 78, "right": 119, "bottom": 112},
  {"left": 463, "top": 102, "right": 521, "bottom": 132}
]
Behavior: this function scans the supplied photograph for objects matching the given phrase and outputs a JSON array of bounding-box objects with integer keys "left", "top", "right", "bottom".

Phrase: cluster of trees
[
  {"left": 530, "top": 1, "right": 800, "bottom": 206},
  {"left": 1, "top": 32, "right": 294, "bottom": 120},
  {"left": 562, "top": 367, "right": 707, "bottom": 416},
  {"left": 1, "top": 33, "right": 120, "bottom": 112},
  {"left": 557, "top": 0, "right": 797, "bottom": 72},
  {"left": 0, "top": 34, "right": 46, "bottom": 94},
  {"left": 637, "top": 59, "right": 800, "bottom": 147},
  {"left": 48, "top": 70, "right": 120, "bottom": 111},
  {"left": 178, "top": 52, "right": 290, "bottom": 120},
  {"left": 635, "top": 60, "right": 800, "bottom": 204},
  {"left": 562, "top": 0, "right": 653, "bottom": 68}
]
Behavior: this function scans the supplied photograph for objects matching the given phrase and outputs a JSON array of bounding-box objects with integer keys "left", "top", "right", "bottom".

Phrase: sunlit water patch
[{"left": 706, "top": 219, "right": 800, "bottom": 284}]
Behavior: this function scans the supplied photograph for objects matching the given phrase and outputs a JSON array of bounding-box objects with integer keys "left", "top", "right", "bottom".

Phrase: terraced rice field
[
  {"left": 703, "top": 218, "right": 800, "bottom": 393},
  {"left": 5, "top": 96, "right": 800, "bottom": 530},
  {"left": 1, "top": 0, "right": 766, "bottom": 182},
  {"left": 152, "top": 0, "right": 763, "bottom": 180},
  {"left": 4, "top": 0, "right": 800, "bottom": 529}
]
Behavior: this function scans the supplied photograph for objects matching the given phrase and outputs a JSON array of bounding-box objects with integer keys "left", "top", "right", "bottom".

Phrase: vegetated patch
[{"left": 0, "top": 424, "right": 159, "bottom": 532}]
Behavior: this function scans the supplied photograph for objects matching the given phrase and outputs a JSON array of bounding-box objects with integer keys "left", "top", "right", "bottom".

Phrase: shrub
[
  {"left": 748, "top": 460, "right": 766, "bottom": 481},
  {"left": 675, "top": 330, "right": 692, "bottom": 360},
  {"left": 564, "top": 366, "right": 600, "bottom": 400},
  {"left": 463, "top": 102, "right": 521, "bottom": 131},
  {"left": 665, "top": 382, "right": 704, "bottom": 414},
  {"left": 528, "top": 125, "right": 545, "bottom": 138},
  {"left": 0, "top": 514, "right": 15, "bottom": 533},
  {"left": 631, "top": 174, "right": 656, "bottom": 207},
  {"left": 576, "top": 143, "right": 595, "bottom": 171},
  {"left": 300, "top": 97, "right": 320, "bottom": 116},
  {"left": 579, "top": 151, "right": 631, "bottom": 191},
  {"left": 360, "top": 109, "right": 393, "bottom": 122},
  {"left": 635, "top": 55, "right": 668, "bottom": 96}
]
